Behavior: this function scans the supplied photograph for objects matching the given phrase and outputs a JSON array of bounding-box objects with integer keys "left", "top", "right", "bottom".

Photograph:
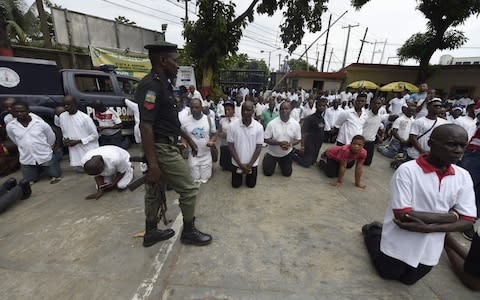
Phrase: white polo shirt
[
  {"left": 453, "top": 115, "right": 477, "bottom": 141},
  {"left": 335, "top": 108, "right": 368, "bottom": 145},
  {"left": 407, "top": 117, "right": 447, "bottom": 159},
  {"left": 380, "top": 157, "right": 477, "bottom": 268},
  {"left": 388, "top": 97, "right": 406, "bottom": 115},
  {"left": 227, "top": 118, "right": 264, "bottom": 167},
  {"left": 264, "top": 117, "right": 301, "bottom": 157},
  {"left": 6, "top": 117, "right": 55, "bottom": 165}
]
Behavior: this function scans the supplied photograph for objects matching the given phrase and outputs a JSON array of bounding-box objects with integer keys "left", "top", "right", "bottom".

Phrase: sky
[{"left": 27, "top": 0, "right": 480, "bottom": 72}]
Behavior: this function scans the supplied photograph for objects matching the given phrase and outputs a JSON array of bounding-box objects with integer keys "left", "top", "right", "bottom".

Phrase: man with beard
[
  {"left": 136, "top": 42, "right": 212, "bottom": 247},
  {"left": 181, "top": 98, "right": 217, "bottom": 184},
  {"left": 293, "top": 99, "right": 327, "bottom": 167},
  {"left": 362, "top": 124, "right": 476, "bottom": 285},
  {"left": 263, "top": 102, "right": 301, "bottom": 177},
  {"left": 56, "top": 95, "right": 99, "bottom": 172},
  {"left": 228, "top": 101, "right": 264, "bottom": 188}
]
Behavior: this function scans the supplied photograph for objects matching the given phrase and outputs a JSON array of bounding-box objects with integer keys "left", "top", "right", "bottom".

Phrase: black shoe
[
  {"left": 463, "top": 228, "right": 474, "bottom": 241},
  {"left": 181, "top": 217, "right": 212, "bottom": 246},
  {"left": 143, "top": 221, "right": 175, "bottom": 247},
  {"left": 361, "top": 221, "right": 383, "bottom": 236},
  {"left": 3, "top": 178, "right": 17, "bottom": 191},
  {"left": 18, "top": 179, "right": 31, "bottom": 200}
]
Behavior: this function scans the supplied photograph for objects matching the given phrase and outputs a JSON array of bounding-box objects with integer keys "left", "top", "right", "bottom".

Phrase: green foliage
[
  {"left": 257, "top": 0, "right": 328, "bottom": 53},
  {"left": 287, "top": 58, "right": 317, "bottom": 71},
  {"left": 397, "top": 30, "right": 467, "bottom": 62},
  {"left": 115, "top": 16, "right": 136, "bottom": 26},
  {"left": 352, "top": 0, "right": 480, "bottom": 81}
]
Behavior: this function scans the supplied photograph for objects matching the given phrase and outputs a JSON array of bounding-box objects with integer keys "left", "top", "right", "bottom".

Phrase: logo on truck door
[
  {"left": 0, "top": 67, "right": 20, "bottom": 88},
  {"left": 86, "top": 106, "right": 134, "bottom": 122}
]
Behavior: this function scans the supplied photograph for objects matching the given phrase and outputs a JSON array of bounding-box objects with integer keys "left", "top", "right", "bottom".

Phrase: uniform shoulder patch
[{"left": 144, "top": 90, "right": 156, "bottom": 110}]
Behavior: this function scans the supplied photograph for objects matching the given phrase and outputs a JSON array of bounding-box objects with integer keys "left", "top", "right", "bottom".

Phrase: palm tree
[{"left": 1, "top": 0, "right": 37, "bottom": 51}]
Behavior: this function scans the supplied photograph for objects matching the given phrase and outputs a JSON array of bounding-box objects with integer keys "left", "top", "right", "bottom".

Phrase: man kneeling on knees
[
  {"left": 362, "top": 124, "right": 477, "bottom": 285},
  {"left": 82, "top": 145, "right": 134, "bottom": 200},
  {"left": 318, "top": 135, "right": 367, "bottom": 189}
]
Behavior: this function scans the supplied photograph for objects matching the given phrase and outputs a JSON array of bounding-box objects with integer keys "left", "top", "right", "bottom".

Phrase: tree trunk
[
  {"left": 201, "top": 66, "right": 213, "bottom": 99},
  {"left": 0, "top": 8, "right": 13, "bottom": 56},
  {"left": 417, "top": 58, "right": 430, "bottom": 84},
  {"left": 36, "top": 0, "right": 52, "bottom": 48}
]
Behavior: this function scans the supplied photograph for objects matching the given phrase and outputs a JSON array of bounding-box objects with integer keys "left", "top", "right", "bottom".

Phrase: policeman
[{"left": 135, "top": 41, "right": 212, "bottom": 247}]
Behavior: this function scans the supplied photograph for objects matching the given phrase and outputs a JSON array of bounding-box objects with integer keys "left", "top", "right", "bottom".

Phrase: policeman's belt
[{"left": 155, "top": 136, "right": 177, "bottom": 145}]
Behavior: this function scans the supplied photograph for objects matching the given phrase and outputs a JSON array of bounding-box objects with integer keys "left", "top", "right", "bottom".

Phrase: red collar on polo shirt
[{"left": 416, "top": 155, "right": 455, "bottom": 181}]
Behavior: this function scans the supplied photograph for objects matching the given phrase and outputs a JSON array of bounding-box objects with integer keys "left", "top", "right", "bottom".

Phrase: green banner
[{"left": 89, "top": 46, "right": 151, "bottom": 79}]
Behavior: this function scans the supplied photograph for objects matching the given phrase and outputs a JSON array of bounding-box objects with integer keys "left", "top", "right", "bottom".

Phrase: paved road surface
[{"left": 0, "top": 145, "right": 477, "bottom": 299}]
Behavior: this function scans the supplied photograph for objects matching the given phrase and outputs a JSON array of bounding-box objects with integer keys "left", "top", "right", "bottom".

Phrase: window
[
  {"left": 74, "top": 74, "right": 115, "bottom": 94},
  {"left": 473, "top": 61, "right": 480, "bottom": 65},
  {"left": 117, "top": 77, "right": 139, "bottom": 98},
  {"left": 462, "top": 61, "right": 472, "bottom": 65}
]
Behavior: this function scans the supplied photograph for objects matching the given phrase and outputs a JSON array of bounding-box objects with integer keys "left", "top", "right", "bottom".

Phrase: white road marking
[{"left": 131, "top": 199, "right": 181, "bottom": 300}]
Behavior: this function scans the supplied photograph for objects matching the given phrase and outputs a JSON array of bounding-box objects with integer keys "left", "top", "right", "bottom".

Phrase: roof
[
  {"left": 286, "top": 71, "right": 346, "bottom": 80},
  {"left": 342, "top": 63, "right": 480, "bottom": 71}
]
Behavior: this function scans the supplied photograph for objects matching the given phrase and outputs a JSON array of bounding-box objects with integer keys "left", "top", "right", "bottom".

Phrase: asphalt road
[{"left": 0, "top": 144, "right": 477, "bottom": 299}]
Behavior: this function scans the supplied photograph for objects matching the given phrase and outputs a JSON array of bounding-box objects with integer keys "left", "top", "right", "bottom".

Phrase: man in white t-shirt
[
  {"left": 324, "top": 99, "right": 344, "bottom": 143},
  {"left": 263, "top": 102, "right": 301, "bottom": 177},
  {"left": 82, "top": 145, "right": 134, "bottom": 199},
  {"left": 453, "top": 103, "right": 477, "bottom": 141},
  {"left": 378, "top": 105, "right": 414, "bottom": 158},
  {"left": 188, "top": 85, "right": 203, "bottom": 102},
  {"left": 93, "top": 100, "right": 129, "bottom": 149},
  {"left": 415, "top": 88, "right": 435, "bottom": 119},
  {"left": 181, "top": 99, "right": 217, "bottom": 184},
  {"left": 388, "top": 92, "right": 406, "bottom": 116},
  {"left": 362, "top": 124, "right": 476, "bottom": 285},
  {"left": 227, "top": 101, "right": 263, "bottom": 188},
  {"left": 407, "top": 98, "right": 447, "bottom": 159}
]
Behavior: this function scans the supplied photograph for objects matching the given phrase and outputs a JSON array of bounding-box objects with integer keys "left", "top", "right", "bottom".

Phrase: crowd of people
[{"left": 0, "top": 41, "right": 479, "bottom": 290}]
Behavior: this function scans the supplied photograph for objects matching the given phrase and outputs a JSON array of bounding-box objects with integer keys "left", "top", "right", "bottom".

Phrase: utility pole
[
  {"left": 380, "top": 39, "right": 388, "bottom": 64},
  {"left": 370, "top": 40, "right": 379, "bottom": 63},
  {"left": 278, "top": 54, "right": 282, "bottom": 72},
  {"left": 321, "top": 14, "right": 332, "bottom": 72},
  {"left": 305, "top": 44, "right": 309, "bottom": 71},
  {"left": 268, "top": 51, "right": 271, "bottom": 71},
  {"left": 178, "top": 0, "right": 190, "bottom": 22},
  {"left": 341, "top": 24, "right": 359, "bottom": 68},
  {"left": 36, "top": 0, "right": 52, "bottom": 48},
  {"left": 357, "top": 27, "right": 368, "bottom": 63},
  {"left": 316, "top": 44, "right": 320, "bottom": 71},
  {"left": 327, "top": 48, "right": 333, "bottom": 72}
]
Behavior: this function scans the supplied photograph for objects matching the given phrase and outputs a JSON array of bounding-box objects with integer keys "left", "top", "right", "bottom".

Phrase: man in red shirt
[{"left": 318, "top": 135, "right": 367, "bottom": 189}]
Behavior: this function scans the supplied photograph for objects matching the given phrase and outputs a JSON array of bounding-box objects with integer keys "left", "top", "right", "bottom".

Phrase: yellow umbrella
[
  {"left": 347, "top": 80, "right": 379, "bottom": 90},
  {"left": 379, "top": 81, "right": 419, "bottom": 93}
]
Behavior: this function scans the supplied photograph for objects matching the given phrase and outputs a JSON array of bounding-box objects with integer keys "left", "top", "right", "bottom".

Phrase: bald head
[
  {"left": 428, "top": 124, "right": 468, "bottom": 165},
  {"left": 83, "top": 156, "right": 105, "bottom": 176},
  {"left": 430, "top": 124, "right": 467, "bottom": 143}
]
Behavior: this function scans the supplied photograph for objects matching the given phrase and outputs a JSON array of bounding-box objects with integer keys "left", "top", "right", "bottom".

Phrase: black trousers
[
  {"left": 231, "top": 166, "right": 258, "bottom": 188},
  {"left": 262, "top": 152, "right": 293, "bottom": 177},
  {"left": 363, "top": 141, "right": 375, "bottom": 166},
  {"left": 219, "top": 145, "right": 234, "bottom": 171},
  {"left": 294, "top": 139, "right": 322, "bottom": 168},
  {"left": 99, "top": 132, "right": 130, "bottom": 149},
  {"left": 363, "top": 225, "right": 433, "bottom": 285},
  {"left": 320, "top": 157, "right": 355, "bottom": 178},
  {"left": 0, "top": 181, "right": 23, "bottom": 213}
]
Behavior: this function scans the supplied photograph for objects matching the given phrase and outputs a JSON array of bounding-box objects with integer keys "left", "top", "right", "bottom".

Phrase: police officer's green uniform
[{"left": 135, "top": 42, "right": 212, "bottom": 247}]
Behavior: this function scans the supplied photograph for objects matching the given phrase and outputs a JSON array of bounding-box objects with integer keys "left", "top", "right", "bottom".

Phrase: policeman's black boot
[
  {"left": 18, "top": 179, "right": 31, "bottom": 200},
  {"left": 143, "top": 221, "right": 175, "bottom": 247},
  {"left": 180, "top": 217, "right": 212, "bottom": 246}
]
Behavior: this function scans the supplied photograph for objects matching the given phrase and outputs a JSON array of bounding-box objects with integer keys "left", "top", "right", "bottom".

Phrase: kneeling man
[
  {"left": 362, "top": 124, "right": 477, "bottom": 285},
  {"left": 82, "top": 145, "right": 134, "bottom": 199},
  {"left": 263, "top": 101, "right": 301, "bottom": 177}
]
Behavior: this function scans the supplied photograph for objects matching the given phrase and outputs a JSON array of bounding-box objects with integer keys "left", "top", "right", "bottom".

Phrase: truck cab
[{"left": 0, "top": 56, "right": 138, "bottom": 135}]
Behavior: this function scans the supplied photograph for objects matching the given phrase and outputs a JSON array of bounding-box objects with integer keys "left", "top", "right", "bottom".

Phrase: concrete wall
[{"left": 12, "top": 45, "right": 92, "bottom": 69}]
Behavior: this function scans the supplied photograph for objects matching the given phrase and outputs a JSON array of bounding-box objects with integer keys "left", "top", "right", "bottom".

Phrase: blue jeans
[
  {"left": 21, "top": 158, "right": 61, "bottom": 182},
  {"left": 377, "top": 139, "right": 403, "bottom": 159},
  {"left": 459, "top": 150, "right": 480, "bottom": 216}
]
